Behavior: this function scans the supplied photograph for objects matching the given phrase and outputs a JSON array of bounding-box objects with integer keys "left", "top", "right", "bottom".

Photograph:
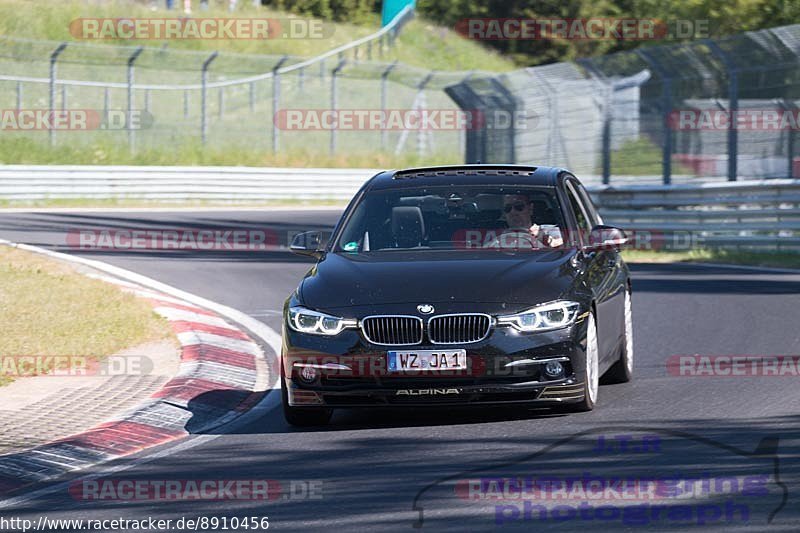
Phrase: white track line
[{"left": 153, "top": 307, "right": 237, "bottom": 329}]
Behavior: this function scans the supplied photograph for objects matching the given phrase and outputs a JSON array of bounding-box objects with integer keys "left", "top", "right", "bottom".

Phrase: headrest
[
  {"left": 391, "top": 206, "right": 425, "bottom": 248},
  {"left": 531, "top": 199, "right": 557, "bottom": 225}
]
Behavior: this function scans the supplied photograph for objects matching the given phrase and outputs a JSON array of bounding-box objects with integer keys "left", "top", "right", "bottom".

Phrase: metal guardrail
[
  {"left": 0, "top": 166, "right": 379, "bottom": 201},
  {"left": 592, "top": 179, "right": 800, "bottom": 250},
  {"left": 0, "top": 166, "right": 797, "bottom": 250}
]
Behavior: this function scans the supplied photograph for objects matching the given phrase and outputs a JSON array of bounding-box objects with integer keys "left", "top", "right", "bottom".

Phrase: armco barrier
[
  {"left": 592, "top": 179, "right": 800, "bottom": 251},
  {"left": 0, "top": 166, "right": 380, "bottom": 201},
  {"left": 0, "top": 166, "right": 797, "bottom": 251}
]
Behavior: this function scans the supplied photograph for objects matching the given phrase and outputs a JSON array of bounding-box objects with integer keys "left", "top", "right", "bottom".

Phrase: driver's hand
[
  {"left": 546, "top": 235, "right": 564, "bottom": 247},
  {"left": 534, "top": 225, "right": 564, "bottom": 248}
]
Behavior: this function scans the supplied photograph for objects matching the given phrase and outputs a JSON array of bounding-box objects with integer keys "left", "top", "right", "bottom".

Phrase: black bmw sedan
[{"left": 282, "top": 165, "right": 633, "bottom": 426}]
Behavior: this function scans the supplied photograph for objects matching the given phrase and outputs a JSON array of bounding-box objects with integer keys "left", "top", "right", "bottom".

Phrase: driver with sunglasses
[{"left": 485, "top": 194, "right": 564, "bottom": 249}]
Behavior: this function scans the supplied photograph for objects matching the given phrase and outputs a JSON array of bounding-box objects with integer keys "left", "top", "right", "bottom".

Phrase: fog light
[
  {"left": 543, "top": 361, "right": 564, "bottom": 378},
  {"left": 299, "top": 365, "right": 318, "bottom": 383}
]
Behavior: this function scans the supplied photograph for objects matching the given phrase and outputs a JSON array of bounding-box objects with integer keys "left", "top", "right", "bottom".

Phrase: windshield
[{"left": 335, "top": 185, "right": 566, "bottom": 253}]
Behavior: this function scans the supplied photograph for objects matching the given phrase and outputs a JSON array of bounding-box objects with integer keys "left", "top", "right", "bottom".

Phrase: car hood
[{"left": 298, "top": 249, "right": 578, "bottom": 313}]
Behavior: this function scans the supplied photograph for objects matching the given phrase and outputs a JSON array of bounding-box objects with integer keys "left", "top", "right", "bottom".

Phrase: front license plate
[{"left": 387, "top": 350, "right": 467, "bottom": 371}]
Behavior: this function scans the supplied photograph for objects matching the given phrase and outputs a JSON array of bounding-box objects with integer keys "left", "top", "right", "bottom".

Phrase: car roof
[{"left": 365, "top": 164, "right": 570, "bottom": 190}]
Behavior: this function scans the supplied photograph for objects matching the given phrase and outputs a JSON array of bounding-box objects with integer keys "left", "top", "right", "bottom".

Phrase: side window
[
  {"left": 573, "top": 181, "right": 603, "bottom": 227},
  {"left": 565, "top": 182, "right": 591, "bottom": 244}
]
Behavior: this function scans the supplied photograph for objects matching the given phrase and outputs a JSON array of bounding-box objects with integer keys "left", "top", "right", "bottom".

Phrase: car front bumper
[{"left": 282, "top": 315, "right": 590, "bottom": 408}]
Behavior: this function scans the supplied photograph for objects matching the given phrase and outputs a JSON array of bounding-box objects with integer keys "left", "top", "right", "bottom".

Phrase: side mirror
[
  {"left": 584, "top": 225, "right": 628, "bottom": 252},
  {"left": 290, "top": 231, "right": 324, "bottom": 258}
]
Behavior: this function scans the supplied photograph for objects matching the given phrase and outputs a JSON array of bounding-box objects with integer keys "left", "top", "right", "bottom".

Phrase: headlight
[
  {"left": 496, "top": 300, "right": 581, "bottom": 332},
  {"left": 287, "top": 306, "right": 357, "bottom": 336}
]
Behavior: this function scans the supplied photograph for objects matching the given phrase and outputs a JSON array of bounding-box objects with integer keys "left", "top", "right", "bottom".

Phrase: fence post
[
  {"left": 635, "top": 49, "right": 672, "bottom": 185},
  {"left": 380, "top": 61, "right": 398, "bottom": 151},
  {"left": 249, "top": 82, "right": 256, "bottom": 112},
  {"left": 297, "top": 67, "right": 304, "bottom": 92},
  {"left": 330, "top": 58, "right": 346, "bottom": 155},
  {"left": 16, "top": 82, "right": 22, "bottom": 111},
  {"left": 790, "top": 105, "right": 797, "bottom": 179},
  {"left": 201, "top": 51, "right": 218, "bottom": 145},
  {"left": 183, "top": 90, "right": 189, "bottom": 119},
  {"left": 599, "top": 85, "right": 613, "bottom": 185},
  {"left": 145, "top": 89, "right": 151, "bottom": 113},
  {"left": 578, "top": 59, "right": 614, "bottom": 185},
  {"left": 49, "top": 42, "right": 67, "bottom": 147},
  {"left": 103, "top": 87, "right": 110, "bottom": 114},
  {"left": 728, "top": 69, "right": 739, "bottom": 181},
  {"left": 778, "top": 99, "right": 796, "bottom": 178},
  {"left": 706, "top": 40, "right": 739, "bottom": 182},
  {"left": 126, "top": 46, "right": 144, "bottom": 153},
  {"left": 456, "top": 71, "right": 476, "bottom": 161},
  {"left": 272, "top": 55, "right": 289, "bottom": 153},
  {"left": 416, "top": 72, "right": 434, "bottom": 159}
]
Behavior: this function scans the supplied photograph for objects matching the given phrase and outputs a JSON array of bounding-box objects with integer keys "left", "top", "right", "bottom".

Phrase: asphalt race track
[{"left": 1, "top": 209, "right": 799, "bottom": 531}]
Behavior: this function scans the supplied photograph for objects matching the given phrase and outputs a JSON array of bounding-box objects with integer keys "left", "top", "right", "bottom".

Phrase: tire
[
  {"left": 604, "top": 288, "right": 634, "bottom": 384},
  {"left": 281, "top": 374, "right": 333, "bottom": 427},
  {"left": 569, "top": 310, "right": 599, "bottom": 412}
]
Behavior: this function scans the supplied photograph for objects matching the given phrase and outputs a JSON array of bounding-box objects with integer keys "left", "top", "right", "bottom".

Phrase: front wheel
[
  {"left": 281, "top": 375, "right": 333, "bottom": 427},
  {"left": 604, "top": 288, "right": 634, "bottom": 384},
  {"left": 569, "top": 311, "right": 599, "bottom": 412}
]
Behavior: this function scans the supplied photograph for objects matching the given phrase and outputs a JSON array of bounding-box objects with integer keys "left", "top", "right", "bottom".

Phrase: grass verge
[
  {"left": 603, "top": 139, "right": 694, "bottom": 176},
  {"left": 0, "top": 0, "right": 515, "bottom": 72},
  {"left": 0, "top": 245, "right": 174, "bottom": 386},
  {"left": 622, "top": 249, "right": 800, "bottom": 270},
  {"left": 0, "top": 137, "right": 461, "bottom": 167}
]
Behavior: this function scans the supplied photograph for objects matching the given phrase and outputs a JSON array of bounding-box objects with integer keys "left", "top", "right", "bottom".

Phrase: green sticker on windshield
[{"left": 343, "top": 241, "right": 359, "bottom": 252}]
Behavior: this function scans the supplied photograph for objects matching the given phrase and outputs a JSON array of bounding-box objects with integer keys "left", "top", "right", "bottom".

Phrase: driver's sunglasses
[{"left": 503, "top": 202, "right": 528, "bottom": 214}]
